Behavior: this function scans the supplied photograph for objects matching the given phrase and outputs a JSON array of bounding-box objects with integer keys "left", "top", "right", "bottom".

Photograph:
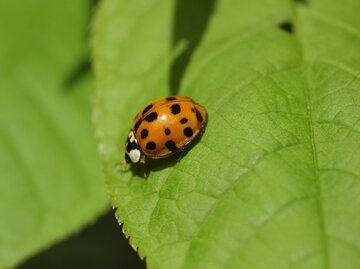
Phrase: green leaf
[
  {"left": 0, "top": 1, "right": 108, "bottom": 267},
  {"left": 93, "top": 0, "right": 360, "bottom": 268}
]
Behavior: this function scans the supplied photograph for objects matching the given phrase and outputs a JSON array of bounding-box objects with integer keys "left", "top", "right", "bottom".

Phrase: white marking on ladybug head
[
  {"left": 125, "top": 130, "right": 142, "bottom": 163},
  {"left": 128, "top": 149, "right": 141, "bottom": 163},
  {"left": 128, "top": 130, "right": 136, "bottom": 143}
]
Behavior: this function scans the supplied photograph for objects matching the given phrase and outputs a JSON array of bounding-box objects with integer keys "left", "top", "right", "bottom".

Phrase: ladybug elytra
[{"left": 125, "top": 96, "right": 207, "bottom": 168}]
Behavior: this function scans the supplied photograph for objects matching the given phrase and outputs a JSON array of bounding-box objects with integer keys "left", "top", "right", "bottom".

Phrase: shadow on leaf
[
  {"left": 130, "top": 126, "right": 207, "bottom": 178},
  {"left": 169, "top": 0, "right": 217, "bottom": 95}
]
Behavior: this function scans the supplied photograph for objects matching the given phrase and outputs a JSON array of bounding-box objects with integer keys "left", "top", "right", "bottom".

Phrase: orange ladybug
[{"left": 125, "top": 96, "right": 207, "bottom": 167}]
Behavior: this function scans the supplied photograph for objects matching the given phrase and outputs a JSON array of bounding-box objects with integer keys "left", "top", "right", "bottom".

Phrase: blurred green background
[{"left": 0, "top": 0, "right": 147, "bottom": 267}]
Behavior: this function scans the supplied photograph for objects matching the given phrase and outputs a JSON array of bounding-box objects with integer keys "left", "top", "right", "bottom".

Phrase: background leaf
[
  {"left": 0, "top": 1, "right": 108, "bottom": 267},
  {"left": 93, "top": 0, "right": 360, "bottom": 268}
]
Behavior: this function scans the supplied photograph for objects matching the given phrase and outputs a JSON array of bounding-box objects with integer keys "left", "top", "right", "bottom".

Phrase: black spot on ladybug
[
  {"left": 144, "top": 111, "right": 158, "bottom": 122},
  {"left": 191, "top": 108, "right": 195, "bottom": 112},
  {"left": 165, "top": 128, "right": 171, "bottom": 135},
  {"left": 170, "top": 104, "right": 181, "bottom": 115},
  {"left": 184, "top": 127, "right": 193, "bottom": 137},
  {"left": 195, "top": 109, "right": 203, "bottom": 122},
  {"left": 166, "top": 97, "right": 176, "bottom": 101},
  {"left": 180, "top": 117, "right": 188, "bottom": 124},
  {"left": 134, "top": 119, "right": 142, "bottom": 132},
  {"left": 165, "top": 140, "right": 178, "bottom": 152},
  {"left": 140, "top": 129, "right": 148, "bottom": 139},
  {"left": 142, "top": 104, "right": 153, "bottom": 115},
  {"left": 146, "top": 141, "right": 156, "bottom": 150}
]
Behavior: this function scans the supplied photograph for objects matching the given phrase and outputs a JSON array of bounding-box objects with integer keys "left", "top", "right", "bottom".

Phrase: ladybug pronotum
[{"left": 125, "top": 96, "right": 207, "bottom": 167}]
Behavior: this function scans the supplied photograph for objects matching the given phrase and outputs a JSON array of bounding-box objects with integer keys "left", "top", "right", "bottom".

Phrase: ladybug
[{"left": 125, "top": 96, "right": 207, "bottom": 167}]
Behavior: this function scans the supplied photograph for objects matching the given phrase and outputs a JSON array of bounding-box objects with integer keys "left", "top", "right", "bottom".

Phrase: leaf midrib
[
  {"left": 302, "top": 66, "right": 329, "bottom": 269},
  {"left": 295, "top": 7, "right": 329, "bottom": 269}
]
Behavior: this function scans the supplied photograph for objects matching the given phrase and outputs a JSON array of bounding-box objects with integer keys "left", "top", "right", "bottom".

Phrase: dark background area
[{"left": 17, "top": 210, "right": 146, "bottom": 269}]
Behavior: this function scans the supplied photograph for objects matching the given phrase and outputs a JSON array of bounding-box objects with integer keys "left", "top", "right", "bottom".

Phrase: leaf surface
[{"left": 93, "top": 0, "right": 360, "bottom": 268}]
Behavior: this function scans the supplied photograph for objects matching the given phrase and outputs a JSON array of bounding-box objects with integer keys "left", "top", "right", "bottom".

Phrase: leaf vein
[
  {"left": 303, "top": 67, "right": 330, "bottom": 269},
  {"left": 180, "top": 142, "right": 303, "bottom": 268}
]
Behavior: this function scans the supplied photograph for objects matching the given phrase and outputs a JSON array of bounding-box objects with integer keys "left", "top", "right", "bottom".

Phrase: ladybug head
[{"left": 125, "top": 130, "right": 142, "bottom": 163}]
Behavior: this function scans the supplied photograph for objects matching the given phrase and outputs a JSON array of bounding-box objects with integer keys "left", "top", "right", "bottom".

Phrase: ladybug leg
[
  {"left": 172, "top": 151, "right": 184, "bottom": 161},
  {"left": 115, "top": 160, "right": 129, "bottom": 172},
  {"left": 143, "top": 165, "right": 150, "bottom": 178},
  {"left": 140, "top": 155, "right": 150, "bottom": 178},
  {"left": 140, "top": 154, "right": 146, "bottom": 164}
]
